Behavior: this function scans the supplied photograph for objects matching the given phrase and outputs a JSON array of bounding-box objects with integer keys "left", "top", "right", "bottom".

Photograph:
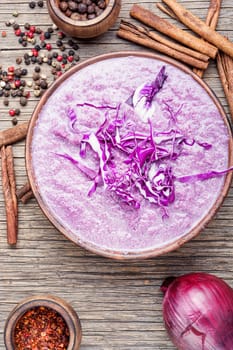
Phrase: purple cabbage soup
[{"left": 29, "top": 54, "right": 232, "bottom": 258}]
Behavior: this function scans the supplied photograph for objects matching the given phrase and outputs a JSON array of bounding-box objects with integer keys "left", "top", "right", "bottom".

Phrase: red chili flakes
[{"left": 14, "top": 306, "right": 70, "bottom": 350}]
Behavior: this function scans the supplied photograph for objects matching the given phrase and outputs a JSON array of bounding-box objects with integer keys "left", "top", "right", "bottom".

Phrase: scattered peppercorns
[{"left": 1, "top": 7, "right": 81, "bottom": 125}]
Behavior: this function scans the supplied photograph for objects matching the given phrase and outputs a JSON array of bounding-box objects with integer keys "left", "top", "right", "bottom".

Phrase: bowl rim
[
  {"left": 26, "top": 50, "right": 233, "bottom": 260},
  {"left": 48, "top": 0, "right": 117, "bottom": 27},
  {"left": 4, "top": 294, "right": 82, "bottom": 350}
]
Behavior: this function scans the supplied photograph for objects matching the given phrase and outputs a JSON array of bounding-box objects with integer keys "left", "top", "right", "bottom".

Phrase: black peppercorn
[
  {"left": 37, "top": 0, "right": 44, "bottom": 8},
  {"left": 20, "top": 96, "right": 27, "bottom": 106},
  {"left": 34, "top": 66, "right": 41, "bottom": 73},
  {"left": 56, "top": 40, "right": 63, "bottom": 47},
  {"left": 21, "top": 69, "right": 28, "bottom": 75},
  {"left": 24, "top": 23, "right": 31, "bottom": 30},
  {"left": 44, "top": 32, "right": 51, "bottom": 39},
  {"left": 29, "top": 1, "right": 36, "bottom": 9},
  {"left": 12, "top": 117, "right": 18, "bottom": 125}
]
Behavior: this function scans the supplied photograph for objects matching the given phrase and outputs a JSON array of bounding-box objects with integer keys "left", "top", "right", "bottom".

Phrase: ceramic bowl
[
  {"left": 4, "top": 294, "right": 82, "bottom": 350},
  {"left": 47, "top": 0, "right": 121, "bottom": 39},
  {"left": 26, "top": 51, "right": 233, "bottom": 260}
]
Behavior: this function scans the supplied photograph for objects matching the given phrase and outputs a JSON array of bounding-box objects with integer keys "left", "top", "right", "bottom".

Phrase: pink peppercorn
[
  {"left": 27, "top": 31, "right": 34, "bottom": 39},
  {"left": 8, "top": 66, "right": 15, "bottom": 73},
  {"left": 30, "top": 26, "right": 36, "bottom": 33},
  {"left": 46, "top": 43, "right": 52, "bottom": 51},
  {"left": 15, "top": 29, "right": 21, "bottom": 36},
  {"left": 67, "top": 56, "right": 74, "bottom": 62},
  {"left": 57, "top": 55, "right": 63, "bottom": 62},
  {"left": 9, "top": 109, "right": 16, "bottom": 117},
  {"left": 32, "top": 49, "right": 38, "bottom": 57},
  {"left": 15, "top": 80, "right": 21, "bottom": 88}
]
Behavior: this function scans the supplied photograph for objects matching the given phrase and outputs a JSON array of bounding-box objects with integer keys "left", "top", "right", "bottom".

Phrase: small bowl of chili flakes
[{"left": 4, "top": 294, "right": 82, "bottom": 350}]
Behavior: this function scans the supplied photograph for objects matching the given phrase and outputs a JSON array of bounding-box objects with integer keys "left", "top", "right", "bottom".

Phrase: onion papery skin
[{"left": 161, "top": 272, "right": 233, "bottom": 350}]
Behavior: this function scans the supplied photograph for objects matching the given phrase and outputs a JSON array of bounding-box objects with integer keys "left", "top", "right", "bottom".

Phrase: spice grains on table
[{"left": 1, "top": 1, "right": 233, "bottom": 350}]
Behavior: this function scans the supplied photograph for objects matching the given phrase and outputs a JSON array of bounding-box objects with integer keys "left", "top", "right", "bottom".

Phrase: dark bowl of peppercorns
[{"left": 47, "top": 0, "right": 121, "bottom": 39}]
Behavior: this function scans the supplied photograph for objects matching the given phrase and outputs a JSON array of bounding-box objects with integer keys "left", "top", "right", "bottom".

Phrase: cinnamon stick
[
  {"left": 0, "top": 121, "right": 29, "bottom": 148},
  {"left": 20, "top": 190, "right": 34, "bottom": 204},
  {"left": 16, "top": 181, "right": 34, "bottom": 204},
  {"left": 117, "top": 22, "right": 209, "bottom": 70},
  {"left": 16, "top": 181, "right": 31, "bottom": 199},
  {"left": 124, "top": 21, "right": 209, "bottom": 62},
  {"left": 162, "top": 0, "right": 233, "bottom": 59},
  {"left": 193, "top": 0, "right": 222, "bottom": 77},
  {"left": 130, "top": 4, "right": 217, "bottom": 59},
  {"left": 5, "top": 146, "right": 17, "bottom": 218},
  {"left": 1, "top": 146, "right": 17, "bottom": 245},
  {"left": 217, "top": 52, "right": 233, "bottom": 120},
  {"left": 156, "top": 3, "right": 177, "bottom": 20}
]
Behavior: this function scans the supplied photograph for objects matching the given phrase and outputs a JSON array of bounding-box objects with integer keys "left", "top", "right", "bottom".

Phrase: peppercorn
[
  {"left": 3, "top": 98, "right": 9, "bottom": 106},
  {"left": 21, "top": 68, "right": 28, "bottom": 75},
  {"left": 37, "top": 0, "right": 44, "bottom": 7},
  {"left": 40, "top": 41, "right": 46, "bottom": 48},
  {"left": 12, "top": 117, "right": 18, "bottom": 125},
  {"left": 44, "top": 31, "right": 51, "bottom": 39},
  {"left": 5, "top": 83, "right": 11, "bottom": 91},
  {"left": 13, "top": 23, "right": 20, "bottom": 30},
  {"left": 72, "top": 43, "right": 79, "bottom": 51},
  {"left": 9, "top": 109, "right": 16, "bottom": 116},
  {"left": 29, "top": 1, "right": 36, "bottom": 9},
  {"left": 35, "top": 27, "right": 42, "bottom": 34},
  {"left": 56, "top": 39, "right": 63, "bottom": 47},
  {"left": 16, "top": 57, "right": 22, "bottom": 65},
  {"left": 20, "top": 96, "right": 27, "bottom": 106},
  {"left": 34, "top": 44, "right": 41, "bottom": 51},
  {"left": 46, "top": 43, "right": 52, "bottom": 50},
  {"left": 24, "top": 22, "right": 31, "bottom": 30},
  {"left": 15, "top": 108, "right": 20, "bottom": 116},
  {"left": 33, "top": 72, "right": 40, "bottom": 81},
  {"left": 40, "top": 80, "right": 48, "bottom": 89}
]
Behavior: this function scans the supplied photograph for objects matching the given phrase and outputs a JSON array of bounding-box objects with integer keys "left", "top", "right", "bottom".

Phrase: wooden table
[{"left": 0, "top": 1, "right": 233, "bottom": 349}]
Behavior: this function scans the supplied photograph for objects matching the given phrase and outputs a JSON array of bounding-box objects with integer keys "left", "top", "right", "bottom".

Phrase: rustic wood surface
[{"left": 0, "top": 1, "right": 233, "bottom": 349}]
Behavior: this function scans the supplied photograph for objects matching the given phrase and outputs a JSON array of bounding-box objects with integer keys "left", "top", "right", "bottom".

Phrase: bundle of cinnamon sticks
[
  {"left": 0, "top": 122, "right": 31, "bottom": 245},
  {"left": 117, "top": 0, "right": 233, "bottom": 121}
]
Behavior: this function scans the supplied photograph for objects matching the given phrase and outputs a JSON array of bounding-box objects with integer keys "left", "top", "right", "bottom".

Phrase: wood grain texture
[{"left": 0, "top": 1, "right": 233, "bottom": 349}]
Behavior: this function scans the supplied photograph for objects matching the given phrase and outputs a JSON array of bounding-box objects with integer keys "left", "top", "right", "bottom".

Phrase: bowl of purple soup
[{"left": 26, "top": 51, "right": 233, "bottom": 260}]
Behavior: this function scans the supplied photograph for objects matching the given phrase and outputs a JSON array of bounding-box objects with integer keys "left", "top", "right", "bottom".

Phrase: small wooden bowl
[
  {"left": 4, "top": 294, "right": 82, "bottom": 350},
  {"left": 47, "top": 0, "right": 121, "bottom": 39}
]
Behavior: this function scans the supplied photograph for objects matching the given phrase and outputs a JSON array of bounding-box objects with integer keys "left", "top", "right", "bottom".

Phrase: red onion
[{"left": 161, "top": 272, "right": 233, "bottom": 350}]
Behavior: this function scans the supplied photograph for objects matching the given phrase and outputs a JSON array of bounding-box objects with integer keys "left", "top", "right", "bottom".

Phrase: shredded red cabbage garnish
[
  {"left": 126, "top": 66, "right": 168, "bottom": 121},
  {"left": 55, "top": 67, "right": 232, "bottom": 216}
]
